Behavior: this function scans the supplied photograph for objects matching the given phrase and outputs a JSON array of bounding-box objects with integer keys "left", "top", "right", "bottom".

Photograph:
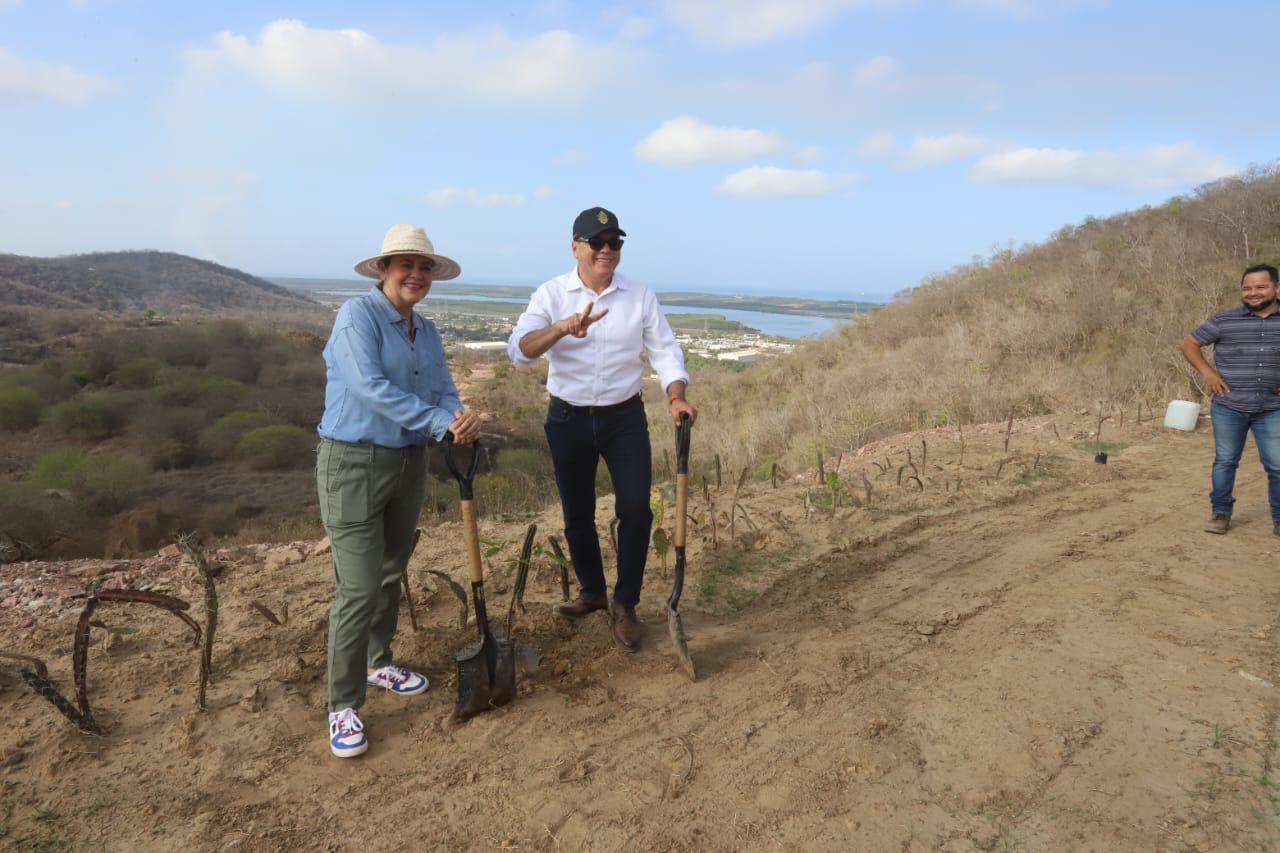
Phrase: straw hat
[{"left": 353, "top": 224, "right": 461, "bottom": 281}]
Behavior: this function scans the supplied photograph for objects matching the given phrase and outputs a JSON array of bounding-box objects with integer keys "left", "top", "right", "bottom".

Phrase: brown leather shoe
[
  {"left": 609, "top": 603, "right": 641, "bottom": 652},
  {"left": 554, "top": 593, "right": 608, "bottom": 620},
  {"left": 1205, "top": 513, "right": 1231, "bottom": 534}
]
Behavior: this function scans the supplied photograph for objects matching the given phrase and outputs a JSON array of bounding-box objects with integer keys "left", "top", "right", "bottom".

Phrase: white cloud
[
  {"left": 716, "top": 166, "right": 859, "bottom": 198},
  {"left": 635, "top": 116, "right": 786, "bottom": 167},
  {"left": 552, "top": 149, "right": 592, "bottom": 166},
  {"left": 902, "top": 133, "right": 1005, "bottom": 167},
  {"left": 184, "top": 19, "right": 635, "bottom": 106},
  {"left": 425, "top": 187, "right": 555, "bottom": 208},
  {"left": 858, "top": 131, "right": 897, "bottom": 160},
  {"left": 949, "top": 0, "right": 1105, "bottom": 16},
  {"left": 664, "top": 0, "right": 901, "bottom": 47},
  {"left": 792, "top": 144, "right": 824, "bottom": 166},
  {"left": 618, "top": 15, "right": 657, "bottom": 40},
  {"left": 857, "top": 131, "right": 1005, "bottom": 167},
  {"left": 969, "top": 142, "right": 1237, "bottom": 190},
  {"left": 0, "top": 47, "right": 117, "bottom": 104},
  {"left": 853, "top": 55, "right": 897, "bottom": 85}
]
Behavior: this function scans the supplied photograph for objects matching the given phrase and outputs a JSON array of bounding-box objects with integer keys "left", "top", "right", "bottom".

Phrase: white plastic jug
[{"left": 1164, "top": 400, "right": 1201, "bottom": 431}]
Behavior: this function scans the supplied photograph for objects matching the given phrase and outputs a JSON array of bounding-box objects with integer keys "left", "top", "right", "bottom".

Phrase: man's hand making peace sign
[{"left": 558, "top": 301, "right": 608, "bottom": 338}]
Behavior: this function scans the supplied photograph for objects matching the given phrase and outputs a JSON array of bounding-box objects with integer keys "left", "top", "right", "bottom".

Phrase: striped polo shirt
[{"left": 1191, "top": 304, "right": 1280, "bottom": 413}]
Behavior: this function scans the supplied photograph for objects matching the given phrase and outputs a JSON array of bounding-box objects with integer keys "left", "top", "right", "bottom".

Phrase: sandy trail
[{"left": 3, "top": 419, "right": 1279, "bottom": 851}]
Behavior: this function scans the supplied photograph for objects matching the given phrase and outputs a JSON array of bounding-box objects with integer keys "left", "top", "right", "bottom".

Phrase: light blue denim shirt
[{"left": 317, "top": 286, "right": 460, "bottom": 447}]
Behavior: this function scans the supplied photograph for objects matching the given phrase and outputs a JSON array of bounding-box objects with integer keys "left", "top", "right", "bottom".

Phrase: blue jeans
[
  {"left": 544, "top": 395, "right": 652, "bottom": 607},
  {"left": 1210, "top": 401, "right": 1280, "bottom": 524}
]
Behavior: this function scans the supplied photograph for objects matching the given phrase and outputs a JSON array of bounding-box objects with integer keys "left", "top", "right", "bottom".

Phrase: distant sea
[{"left": 311, "top": 289, "right": 839, "bottom": 339}]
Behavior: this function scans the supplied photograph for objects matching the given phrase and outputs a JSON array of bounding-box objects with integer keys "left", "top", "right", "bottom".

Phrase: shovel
[
  {"left": 667, "top": 413, "right": 697, "bottom": 681},
  {"left": 444, "top": 435, "right": 517, "bottom": 720}
]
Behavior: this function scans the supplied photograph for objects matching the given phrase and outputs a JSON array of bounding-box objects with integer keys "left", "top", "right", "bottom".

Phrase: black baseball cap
[{"left": 572, "top": 207, "right": 626, "bottom": 241}]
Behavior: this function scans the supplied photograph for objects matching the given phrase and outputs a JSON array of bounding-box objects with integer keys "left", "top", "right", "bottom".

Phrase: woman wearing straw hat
[{"left": 317, "top": 224, "right": 481, "bottom": 758}]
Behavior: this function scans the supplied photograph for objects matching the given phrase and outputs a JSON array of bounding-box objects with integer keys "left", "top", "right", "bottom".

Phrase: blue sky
[{"left": 1, "top": 1, "right": 1275, "bottom": 300}]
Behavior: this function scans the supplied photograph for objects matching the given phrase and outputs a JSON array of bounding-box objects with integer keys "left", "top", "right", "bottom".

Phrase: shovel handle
[
  {"left": 460, "top": 500, "right": 484, "bottom": 585},
  {"left": 674, "top": 413, "right": 691, "bottom": 549},
  {"left": 444, "top": 436, "right": 485, "bottom": 584},
  {"left": 443, "top": 434, "right": 482, "bottom": 500}
]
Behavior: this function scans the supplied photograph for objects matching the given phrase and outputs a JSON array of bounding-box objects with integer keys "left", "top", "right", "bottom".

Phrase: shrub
[
  {"left": 43, "top": 393, "right": 125, "bottom": 439},
  {"left": 205, "top": 350, "right": 261, "bottom": 384},
  {"left": 70, "top": 349, "right": 115, "bottom": 386},
  {"left": 204, "top": 410, "right": 277, "bottom": 455},
  {"left": 236, "top": 424, "right": 314, "bottom": 470},
  {"left": 155, "top": 377, "right": 247, "bottom": 412},
  {"left": 494, "top": 446, "right": 552, "bottom": 480},
  {"left": 0, "top": 384, "right": 42, "bottom": 430},
  {"left": 128, "top": 407, "right": 205, "bottom": 470},
  {"left": 149, "top": 330, "right": 209, "bottom": 368},
  {"left": 114, "top": 356, "right": 165, "bottom": 388},
  {"left": 30, "top": 448, "right": 147, "bottom": 511}
]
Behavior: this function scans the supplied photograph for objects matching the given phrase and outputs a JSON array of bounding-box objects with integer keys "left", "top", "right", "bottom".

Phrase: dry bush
[
  {"left": 113, "top": 356, "right": 165, "bottom": 388},
  {"left": 236, "top": 424, "right": 314, "bottom": 470},
  {"left": 127, "top": 405, "right": 205, "bottom": 470},
  {"left": 28, "top": 448, "right": 147, "bottom": 513},
  {"left": 43, "top": 393, "right": 126, "bottom": 439},
  {"left": 0, "top": 383, "right": 42, "bottom": 430},
  {"left": 69, "top": 349, "right": 116, "bottom": 387},
  {"left": 203, "top": 410, "right": 278, "bottom": 456}
]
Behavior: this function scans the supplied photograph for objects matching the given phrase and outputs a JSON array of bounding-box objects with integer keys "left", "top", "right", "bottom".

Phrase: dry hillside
[
  {"left": 0, "top": 251, "right": 324, "bottom": 317},
  {"left": 687, "top": 163, "right": 1280, "bottom": 480}
]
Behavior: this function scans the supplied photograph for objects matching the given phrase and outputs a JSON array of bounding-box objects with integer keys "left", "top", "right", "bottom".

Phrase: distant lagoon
[{"left": 315, "top": 290, "right": 841, "bottom": 339}]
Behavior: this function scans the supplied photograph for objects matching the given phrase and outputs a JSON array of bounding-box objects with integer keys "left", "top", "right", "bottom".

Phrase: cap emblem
[{"left": 597, "top": 211, "right": 609, "bottom": 225}]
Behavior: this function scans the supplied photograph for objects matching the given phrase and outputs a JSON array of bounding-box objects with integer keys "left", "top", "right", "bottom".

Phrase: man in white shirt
[{"left": 508, "top": 207, "right": 697, "bottom": 650}]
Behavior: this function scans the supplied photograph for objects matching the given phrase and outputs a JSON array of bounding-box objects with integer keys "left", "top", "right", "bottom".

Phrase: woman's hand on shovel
[{"left": 448, "top": 409, "right": 483, "bottom": 445}]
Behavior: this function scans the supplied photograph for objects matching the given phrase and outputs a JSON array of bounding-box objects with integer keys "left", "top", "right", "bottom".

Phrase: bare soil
[{"left": 3, "top": 413, "right": 1279, "bottom": 851}]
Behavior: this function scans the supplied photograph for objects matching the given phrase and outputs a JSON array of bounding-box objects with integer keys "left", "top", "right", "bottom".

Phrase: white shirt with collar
[{"left": 507, "top": 268, "right": 690, "bottom": 407}]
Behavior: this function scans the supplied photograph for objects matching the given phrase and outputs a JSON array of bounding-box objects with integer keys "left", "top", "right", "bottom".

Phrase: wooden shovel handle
[{"left": 460, "top": 499, "right": 484, "bottom": 584}]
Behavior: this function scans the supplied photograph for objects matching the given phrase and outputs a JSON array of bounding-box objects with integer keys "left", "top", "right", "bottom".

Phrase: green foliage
[
  {"left": 0, "top": 384, "right": 42, "bottom": 430},
  {"left": 1078, "top": 440, "right": 1131, "bottom": 456},
  {"left": 155, "top": 377, "right": 247, "bottom": 411},
  {"left": 473, "top": 472, "right": 529, "bottom": 517},
  {"left": 204, "top": 410, "right": 277, "bottom": 454},
  {"left": 30, "top": 447, "right": 146, "bottom": 508},
  {"left": 651, "top": 526, "right": 670, "bottom": 570},
  {"left": 494, "top": 446, "right": 551, "bottom": 479},
  {"left": 697, "top": 551, "right": 777, "bottom": 615},
  {"left": 594, "top": 464, "right": 614, "bottom": 496},
  {"left": 43, "top": 393, "right": 125, "bottom": 439},
  {"left": 70, "top": 349, "right": 115, "bottom": 386},
  {"left": 235, "top": 424, "right": 313, "bottom": 470},
  {"left": 114, "top": 356, "right": 165, "bottom": 389}
]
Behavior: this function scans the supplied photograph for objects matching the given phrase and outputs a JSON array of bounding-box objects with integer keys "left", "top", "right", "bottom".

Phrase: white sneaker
[
  {"left": 328, "top": 707, "right": 368, "bottom": 758},
  {"left": 366, "top": 664, "right": 429, "bottom": 696}
]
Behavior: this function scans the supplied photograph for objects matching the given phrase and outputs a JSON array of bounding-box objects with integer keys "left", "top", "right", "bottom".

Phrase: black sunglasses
[{"left": 577, "top": 235, "right": 624, "bottom": 251}]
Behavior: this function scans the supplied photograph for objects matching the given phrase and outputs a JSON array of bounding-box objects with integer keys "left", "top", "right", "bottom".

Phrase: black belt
[{"left": 549, "top": 393, "right": 641, "bottom": 415}]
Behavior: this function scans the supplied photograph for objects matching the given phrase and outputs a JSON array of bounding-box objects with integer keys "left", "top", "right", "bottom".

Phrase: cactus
[{"left": 177, "top": 533, "right": 218, "bottom": 711}]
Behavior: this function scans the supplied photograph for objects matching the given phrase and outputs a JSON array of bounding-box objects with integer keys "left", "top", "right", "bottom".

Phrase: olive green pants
[{"left": 317, "top": 439, "right": 426, "bottom": 712}]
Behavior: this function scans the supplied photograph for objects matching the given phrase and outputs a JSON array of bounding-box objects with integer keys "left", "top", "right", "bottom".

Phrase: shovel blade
[
  {"left": 666, "top": 605, "right": 697, "bottom": 682},
  {"left": 455, "top": 636, "right": 517, "bottom": 720}
]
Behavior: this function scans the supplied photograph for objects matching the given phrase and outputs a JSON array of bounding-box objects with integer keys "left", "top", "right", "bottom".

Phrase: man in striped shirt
[{"left": 1181, "top": 263, "right": 1280, "bottom": 535}]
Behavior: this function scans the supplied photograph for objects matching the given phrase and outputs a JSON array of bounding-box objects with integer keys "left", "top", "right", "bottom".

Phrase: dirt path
[{"left": 3, "top": 418, "right": 1280, "bottom": 851}]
